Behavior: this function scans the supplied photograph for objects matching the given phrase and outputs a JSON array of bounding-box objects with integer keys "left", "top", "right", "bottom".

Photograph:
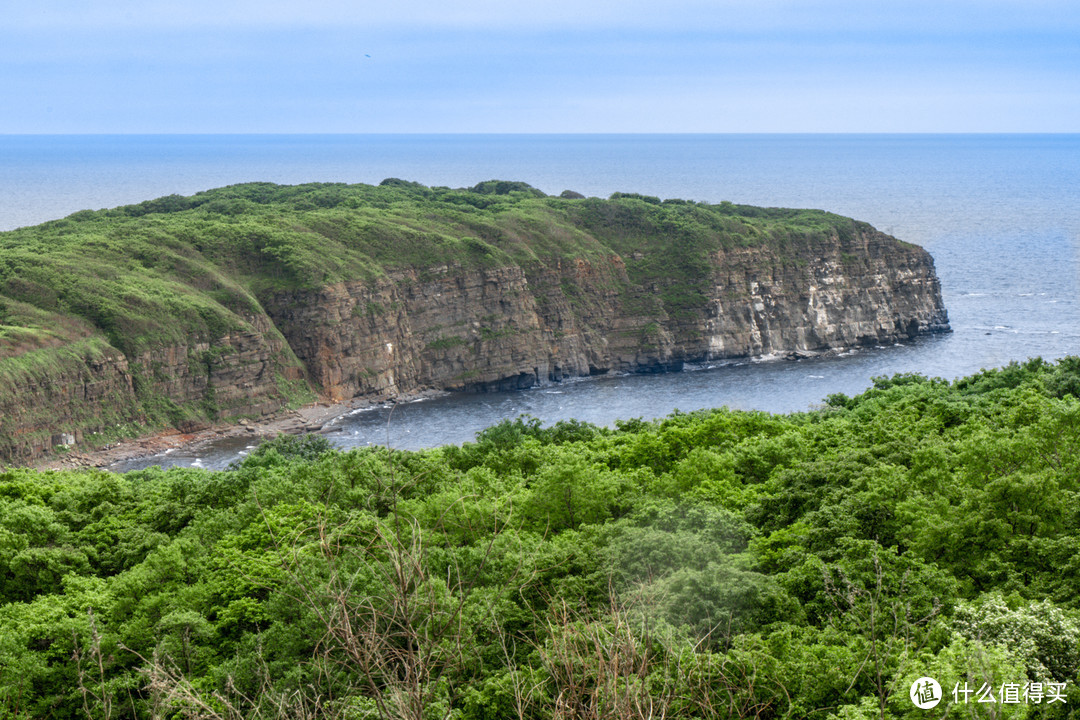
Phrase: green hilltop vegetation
[
  {"left": 0, "top": 179, "right": 869, "bottom": 355},
  {"left": 2, "top": 357, "right": 1080, "bottom": 719}
]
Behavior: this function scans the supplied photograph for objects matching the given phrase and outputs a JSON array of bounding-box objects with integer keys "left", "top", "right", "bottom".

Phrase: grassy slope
[{"left": 0, "top": 179, "right": 869, "bottom": 356}]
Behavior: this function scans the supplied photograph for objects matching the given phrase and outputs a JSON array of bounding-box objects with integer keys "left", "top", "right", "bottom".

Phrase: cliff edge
[{"left": 0, "top": 180, "right": 948, "bottom": 462}]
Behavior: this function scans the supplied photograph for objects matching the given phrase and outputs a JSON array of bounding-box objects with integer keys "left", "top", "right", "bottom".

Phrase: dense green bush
[{"left": 3, "top": 358, "right": 1080, "bottom": 718}]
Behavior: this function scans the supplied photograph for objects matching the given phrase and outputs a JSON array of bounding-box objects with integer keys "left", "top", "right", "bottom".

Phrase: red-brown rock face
[{"left": 263, "top": 224, "right": 947, "bottom": 401}]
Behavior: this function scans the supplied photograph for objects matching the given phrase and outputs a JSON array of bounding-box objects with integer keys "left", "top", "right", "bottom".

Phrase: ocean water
[{"left": 1, "top": 134, "right": 1077, "bottom": 468}]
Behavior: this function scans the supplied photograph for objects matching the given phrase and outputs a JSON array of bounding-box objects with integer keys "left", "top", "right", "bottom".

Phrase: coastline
[
  {"left": 32, "top": 402, "right": 345, "bottom": 472},
  {"left": 30, "top": 392, "right": 447, "bottom": 473},
  {"left": 31, "top": 343, "right": 927, "bottom": 473}
]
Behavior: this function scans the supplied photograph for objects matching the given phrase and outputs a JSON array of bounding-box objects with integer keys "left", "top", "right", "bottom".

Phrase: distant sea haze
[{"left": 2, "top": 134, "right": 1078, "bottom": 468}]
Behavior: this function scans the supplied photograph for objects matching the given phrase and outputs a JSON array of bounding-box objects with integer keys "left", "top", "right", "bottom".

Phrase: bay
[{"left": 1, "top": 134, "right": 1077, "bottom": 469}]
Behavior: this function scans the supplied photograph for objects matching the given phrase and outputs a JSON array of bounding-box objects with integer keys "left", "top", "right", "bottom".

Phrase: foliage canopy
[{"left": 2, "top": 357, "right": 1080, "bottom": 718}]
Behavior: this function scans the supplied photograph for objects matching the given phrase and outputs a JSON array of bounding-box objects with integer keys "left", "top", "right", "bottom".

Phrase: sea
[{"left": 1, "top": 134, "right": 1077, "bottom": 470}]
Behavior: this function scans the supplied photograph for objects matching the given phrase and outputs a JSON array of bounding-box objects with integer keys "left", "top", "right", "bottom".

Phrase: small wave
[
  {"left": 345, "top": 404, "right": 383, "bottom": 417},
  {"left": 807, "top": 375, "right": 825, "bottom": 379},
  {"left": 750, "top": 353, "right": 783, "bottom": 363}
]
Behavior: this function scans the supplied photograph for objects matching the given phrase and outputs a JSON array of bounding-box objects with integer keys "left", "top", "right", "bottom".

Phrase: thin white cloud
[
  {"left": 8, "top": 0, "right": 1079, "bottom": 32},
  {"left": 2, "top": 0, "right": 1077, "bottom": 132}
]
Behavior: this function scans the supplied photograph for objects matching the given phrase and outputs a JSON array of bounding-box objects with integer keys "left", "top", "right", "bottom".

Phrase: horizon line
[{"left": 2, "top": 130, "right": 1079, "bottom": 137}]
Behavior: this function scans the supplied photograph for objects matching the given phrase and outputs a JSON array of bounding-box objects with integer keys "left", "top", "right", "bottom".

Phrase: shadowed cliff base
[{"left": 0, "top": 180, "right": 948, "bottom": 463}]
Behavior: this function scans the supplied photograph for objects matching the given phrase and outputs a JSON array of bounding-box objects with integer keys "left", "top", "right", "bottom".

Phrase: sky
[{"left": 2, "top": 0, "right": 1079, "bottom": 133}]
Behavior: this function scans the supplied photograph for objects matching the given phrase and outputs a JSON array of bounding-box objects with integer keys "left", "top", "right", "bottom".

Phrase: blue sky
[{"left": 3, "top": 0, "right": 1078, "bottom": 133}]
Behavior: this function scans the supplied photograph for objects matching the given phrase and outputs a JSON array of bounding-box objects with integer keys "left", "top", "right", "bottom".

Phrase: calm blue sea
[{"left": 1, "top": 134, "right": 1078, "bottom": 468}]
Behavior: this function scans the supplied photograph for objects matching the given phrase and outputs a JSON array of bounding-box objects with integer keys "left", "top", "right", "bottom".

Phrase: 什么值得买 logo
[
  {"left": 909, "top": 676, "right": 1068, "bottom": 709},
  {"left": 910, "top": 677, "right": 942, "bottom": 709}
]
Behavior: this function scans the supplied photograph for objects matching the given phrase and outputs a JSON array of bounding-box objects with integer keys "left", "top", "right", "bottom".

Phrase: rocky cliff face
[
  {"left": 0, "top": 319, "right": 303, "bottom": 463},
  {"left": 262, "top": 223, "right": 947, "bottom": 403},
  {"left": 0, "top": 338, "right": 135, "bottom": 460}
]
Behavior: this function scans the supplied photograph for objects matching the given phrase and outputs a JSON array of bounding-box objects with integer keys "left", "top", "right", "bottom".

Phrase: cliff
[{"left": 0, "top": 181, "right": 948, "bottom": 463}]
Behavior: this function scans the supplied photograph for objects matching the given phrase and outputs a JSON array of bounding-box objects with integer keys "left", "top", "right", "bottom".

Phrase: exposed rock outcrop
[
  {"left": 0, "top": 322, "right": 303, "bottom": 462},
  {"left": 262, "top": 223, "right": 947, "bottom": 401}
]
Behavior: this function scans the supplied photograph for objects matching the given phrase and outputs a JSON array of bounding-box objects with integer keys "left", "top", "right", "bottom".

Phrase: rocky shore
[{"left": 32, "top": 401, "right": 335, "bottom": 471}]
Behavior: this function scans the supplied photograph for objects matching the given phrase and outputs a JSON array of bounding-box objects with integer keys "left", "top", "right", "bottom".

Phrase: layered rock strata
[{"left": 264, "top": 224, "right": 947, "bottom": 400}]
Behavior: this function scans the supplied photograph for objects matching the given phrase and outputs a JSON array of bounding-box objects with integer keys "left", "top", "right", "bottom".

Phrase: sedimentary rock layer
[{"left": 263, "top": 223, "right": 947, "bottom": 400}]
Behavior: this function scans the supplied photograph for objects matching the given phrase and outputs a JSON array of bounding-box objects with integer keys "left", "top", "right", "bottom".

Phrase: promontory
[{"left": 0, "top": 180, "right": 949, "bottom": 462}]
